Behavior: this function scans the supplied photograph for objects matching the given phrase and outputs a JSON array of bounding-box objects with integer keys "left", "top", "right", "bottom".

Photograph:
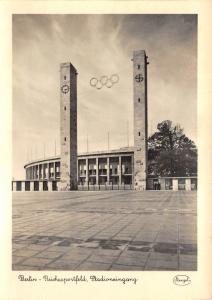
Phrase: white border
[{"left": 0, "top": 1, "right": 212, "bottom": 300}]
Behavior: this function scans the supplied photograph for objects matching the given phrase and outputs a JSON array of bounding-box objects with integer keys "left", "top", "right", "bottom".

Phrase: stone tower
[
  {"left": 133, "top": 50, "right": 148, "bottom": 190},
  {"left": 60, "top": 62, "right": 78, "bottom": 190}
]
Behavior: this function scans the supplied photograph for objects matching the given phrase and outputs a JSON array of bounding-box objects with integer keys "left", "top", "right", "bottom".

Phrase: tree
[{"left": 148, "top": 120, "right": 197, "bottom": 177}]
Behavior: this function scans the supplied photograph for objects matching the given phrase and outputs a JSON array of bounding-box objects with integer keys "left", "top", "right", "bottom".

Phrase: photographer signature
[{"left": 173, "top": 275, "right": 191, "bottom": 286}]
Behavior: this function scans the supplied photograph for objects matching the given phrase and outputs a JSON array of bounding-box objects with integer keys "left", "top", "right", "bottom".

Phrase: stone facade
[
  {"left": 59, "top": 63, "right": 78, "bottom": 190},
  {"left": 133, "top": 50, "right": 148, "bottom": 190}
]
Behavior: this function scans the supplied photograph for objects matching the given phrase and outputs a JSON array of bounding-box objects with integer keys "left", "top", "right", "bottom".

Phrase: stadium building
[{"left": 12, "top": 50, "right": 197, "bottom": 191}]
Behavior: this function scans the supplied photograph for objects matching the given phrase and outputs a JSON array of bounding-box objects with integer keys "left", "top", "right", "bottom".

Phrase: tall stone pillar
[
  {"left": 60, "top": 62, "right": 78, "bottom": 190},
  {"left": 96, "top": 157, "right": 99, "bottom": 185},
  {"left": 133, "top": 50, "right": 148, "bottom": 190},
  {"left": 118, "top": 156, "right": 122, "bottom": 186}
]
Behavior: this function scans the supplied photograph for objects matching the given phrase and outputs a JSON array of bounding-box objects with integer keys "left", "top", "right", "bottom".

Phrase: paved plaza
[{"left": 12, "top": 190, "right": 197, "bottom": 271}]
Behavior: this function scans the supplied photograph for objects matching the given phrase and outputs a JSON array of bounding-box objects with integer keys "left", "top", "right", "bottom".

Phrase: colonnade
[
  {"left": 79, "top": 155, "right": 133, "bottom": 186},
  {"left": 26, "top": 161, "right": 60, "bottom": 181},
  {"left": 12, "top": 180, "right": 56, "bottom": 191}
]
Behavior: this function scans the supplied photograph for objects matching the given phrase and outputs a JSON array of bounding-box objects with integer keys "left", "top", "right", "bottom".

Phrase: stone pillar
[
  {"left": 39, "top": 181, "right": 43, "bottom": 191},
  {"left": 118, "top": 156, "right": 122, "bottom": 186},
  {"left": 21, "top": 181, "right": 25, "bottom": 191},
  {"left": 48, "top": 163, "right": 50, "bottom": 180},
  {"left": 12, "top": 182, "right": 17, "bottom": 191},
  {"left": 48, "top": 181, "right": 52, "bottom": 191},
  {"left": 30, "top": 181, "right": 34, "bottom": 191},
  {"left": 107, "top": 157, "right": 110, "bottom": 185},
  {"left": 85, "top": 158, "right": 89, "bottom": 185},
  {"left": 185, "top": 178, "right": 191, "bottom": 191},
  {"left": 172, "top": 179, "right": 178, "bottom": 191},
  {"left": 96, "top": 157, "right": 99, "bottom": 185},
  {"left": 42, "top": 164, "right": 45, "bottom": 180},
  {"left": 53, "top": 162, "right": 55, "bottom": 180},
  {"left": 60, "top": 62, "right": 78, "bottom": 191},
  {"left": 133, "top": 50, "right": 148, "bottom": 190}
]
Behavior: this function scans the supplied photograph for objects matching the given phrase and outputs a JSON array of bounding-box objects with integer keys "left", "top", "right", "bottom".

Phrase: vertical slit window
[{"left": 138, "top": 132, "right": 140, "bottom": 136}]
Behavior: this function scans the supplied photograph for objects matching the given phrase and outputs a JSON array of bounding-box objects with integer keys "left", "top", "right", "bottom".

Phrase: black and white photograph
[{"left": 11, "top": 14, "right": 198, "bottom": 272}]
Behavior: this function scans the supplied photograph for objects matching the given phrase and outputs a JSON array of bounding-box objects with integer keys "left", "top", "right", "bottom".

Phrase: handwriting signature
[{"left": 173, "top": 275, "right": 191, "bottom": 286}]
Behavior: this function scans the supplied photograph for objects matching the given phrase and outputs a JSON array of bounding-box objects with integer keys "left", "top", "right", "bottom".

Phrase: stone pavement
[{"left": 12, "top": 190, "right": 197, "bottom": 271}]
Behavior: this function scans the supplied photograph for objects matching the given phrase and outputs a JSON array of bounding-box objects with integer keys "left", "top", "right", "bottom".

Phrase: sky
[{"left": 13, "top": 14, "right": 197, "bottom": 179}]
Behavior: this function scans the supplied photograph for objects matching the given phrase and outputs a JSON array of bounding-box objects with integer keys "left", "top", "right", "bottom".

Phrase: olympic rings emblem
[{"left": 90, "top": 74, "right": 119, "bottom": 89}]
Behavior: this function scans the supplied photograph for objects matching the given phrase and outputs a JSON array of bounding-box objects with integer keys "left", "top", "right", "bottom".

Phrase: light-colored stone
[
  {"left": 133, "top": 50, "right": 148, "bottom": 190},
  {"left": 185, "top": 178, "right": 191, "bottom": 191},
  {"left": 39, "top": 181, "right": 43, "bottom": 191},
  {"left": 173, "top": 179, "right": 178, "bottom": 191},
  {"left": 60, "top": 63, "right": 78, "bottom": 190},
  {"left": 21, "top": 181, "right": 25, "bottom": 191}
]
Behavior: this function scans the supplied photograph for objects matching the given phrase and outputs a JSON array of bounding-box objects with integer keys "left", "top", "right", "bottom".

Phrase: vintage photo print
[
  {"left": 12, "top": 14, "right": 197, "bottom": 272},
  {"left": 1, "top": 2, "right": 212, "bottom": 300}
]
